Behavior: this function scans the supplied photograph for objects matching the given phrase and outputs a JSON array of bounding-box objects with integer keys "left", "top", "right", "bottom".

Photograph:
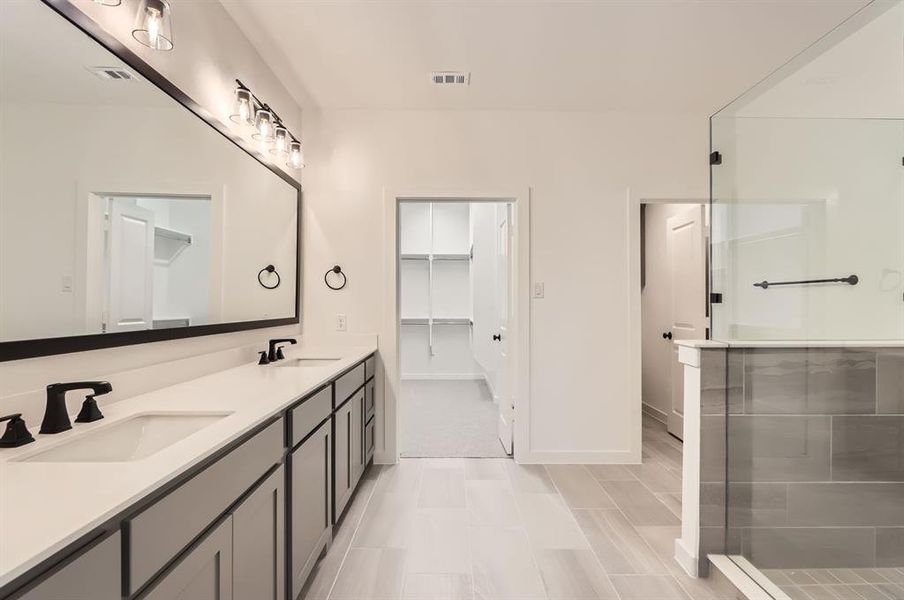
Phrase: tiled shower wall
[{"left": 716, "top": 347, "right": 904, "bottom": 570}]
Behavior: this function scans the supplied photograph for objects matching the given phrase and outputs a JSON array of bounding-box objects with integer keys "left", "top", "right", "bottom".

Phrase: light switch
[
  {"left": 336, "top": 313, "right": 347, "bottom": 331},
  {"left": 532, "top": 282, "right": 544, "bottom": 299},
  {"left": 61, "top": 275, "right": 73, "bottom": 293}
]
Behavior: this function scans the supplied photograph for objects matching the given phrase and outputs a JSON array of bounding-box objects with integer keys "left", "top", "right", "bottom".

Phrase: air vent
[
  {"left": 86, "top": 66, "right": 135, "bottom": 81},
  {"left": 430, "top": 71, "right": 470, "bottom": 86}
]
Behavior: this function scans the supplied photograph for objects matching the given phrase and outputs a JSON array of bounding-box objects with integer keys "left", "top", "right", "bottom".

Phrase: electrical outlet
[
  {"left": 336, "top": 313, "right": 347, "bottom": 332},
  {"left": 61, "top": 275, "right": 73, "bottom": 293},
  {"left": 532, "top": 282, "right": 545, "bottom": 299}
]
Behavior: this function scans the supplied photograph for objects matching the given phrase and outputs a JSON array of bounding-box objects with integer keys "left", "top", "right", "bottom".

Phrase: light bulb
[
  {"left": 253, "top": 109, "right": 274, "bottom": 141},
  {"left": 230, "top": 86, "right": 254, "bottom": 125},
  {"left": 146, "top": 9, "right": 161, "bottom": 47},
  {"left": 271, "top": 126, "right": 289, "bottom": 156},
  {"left": 132, "top": 0, "right": 173, "bottom": 51}
]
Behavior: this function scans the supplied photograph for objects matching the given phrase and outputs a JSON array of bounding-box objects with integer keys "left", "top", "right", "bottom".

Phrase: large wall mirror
[{"left": 0, "top": 0, "right": 301, "bottom": 361}]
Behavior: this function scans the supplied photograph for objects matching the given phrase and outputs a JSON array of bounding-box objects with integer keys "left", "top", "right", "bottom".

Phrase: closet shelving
[{"left": 400, "top": 202, "right": 473, "bottom": 356}]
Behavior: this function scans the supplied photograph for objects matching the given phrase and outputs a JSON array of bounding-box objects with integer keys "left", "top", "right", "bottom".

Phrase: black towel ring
[
  {"left": 324, "top": 265, "right": 347, "bottom": 290},
  {"left": 258, "top": 265, "right": 281, "bottom": 290}
]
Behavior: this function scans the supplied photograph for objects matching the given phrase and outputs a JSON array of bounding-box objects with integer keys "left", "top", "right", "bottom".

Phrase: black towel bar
[{"left": 753, "top": 275, "right": 858, "bottom": 289}]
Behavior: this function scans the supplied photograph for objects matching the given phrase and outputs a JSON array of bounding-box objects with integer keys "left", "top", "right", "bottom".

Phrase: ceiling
[{"left": 222, "top": 0, "right": 871, "bottom": 114}]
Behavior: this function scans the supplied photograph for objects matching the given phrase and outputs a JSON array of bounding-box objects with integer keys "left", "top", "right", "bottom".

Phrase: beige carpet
[{"left": 400, "top": 379, "right": 509, "bottom": 458}]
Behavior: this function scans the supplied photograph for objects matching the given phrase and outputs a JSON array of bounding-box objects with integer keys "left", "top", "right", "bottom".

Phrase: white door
[
  {"left": 495, "top": 203, "right": 515, "bottom": 455},
  {"left": 106, "top": 202, "right": 155, "bottom": 332},
  {"left": 666, "top": 206, "right": 707, "bottom": 439}
]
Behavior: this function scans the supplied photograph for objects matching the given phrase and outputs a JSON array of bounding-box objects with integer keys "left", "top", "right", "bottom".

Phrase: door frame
[
  {"left": 627, "top": 193, "right": 708, "bottom": 455},
  {"left": 382, "top": 188, "right": 531, "bottom": 464}
]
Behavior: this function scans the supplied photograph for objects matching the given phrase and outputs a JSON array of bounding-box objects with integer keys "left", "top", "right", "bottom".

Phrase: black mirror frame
[{"left": 0, "top": 0, "right": 302, "bottom": 362}]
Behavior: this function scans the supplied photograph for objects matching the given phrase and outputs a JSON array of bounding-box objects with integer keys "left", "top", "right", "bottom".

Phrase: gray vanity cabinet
[
  {"left": 232, "top": 466, "right": 284, "bottom": 600},
  {"left": 350, "top": 388, "right": 366, "bottom": 485},
  {"left": 15, "top": 532, "right": 120, "bottom": 600},
  {"left": 332, "top": 398, "right": 354, "bottom": 521},
  {"left": 289, "top": 420, "right": 332, "bottom": 599},
  {"left": 143, "top": 517, "right": 233, "bottom": 600}
]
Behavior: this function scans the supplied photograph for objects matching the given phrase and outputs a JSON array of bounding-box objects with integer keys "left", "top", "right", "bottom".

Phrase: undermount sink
[
  {"left": 276, "top": 358, "right": 341, "bottom": 367},
  {"left": 14, "top": 412, "right": 232, "bottom": 463}
]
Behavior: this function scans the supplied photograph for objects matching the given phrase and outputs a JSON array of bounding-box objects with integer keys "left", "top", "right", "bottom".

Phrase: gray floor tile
[
  {"left": 465, "top": 459, "right": 509, "bottom": 481},
  {"left": 598, "top": 480, "right": 680, "bottom": 526},
  {"left": 505, "top": 462, "right": 557, "bottom": 493},
  {"left": 406, "top": 509, "right": 471, "bottom": 574},
  {"left": 329, "top": 548, "right": 407, "bottom": 600},
  {"left": 419, "top": 467, "right": 466, "bottom": 509},
  {"left": 402, "top": 574, "right": 473, "bottom": 600},
  {"left": 586, "top": 464, "right": 637, "bottom": 482},
  {"left": 466, "top": 480, "right": 520, "bottom": 527},
  {"left": 572, "top": 509, "right": 667, "bottom": 574},
  {"left": 469, "top": 526, "right": 547, "bottom": 599},
  {"left": 628, "top": 462, "right": 682, "bottom": 494},
  {"left": 534, "top": 549, "right": 619, "bottom": 599},
  {"left": 547, "top": 465, "right": 616, "bottom": 509},
  {"left": 608, "top": 574, "right": 691, "bottom": 599},
  {"left": 514, "top": 492, "right": 589, "bottom": 549}
]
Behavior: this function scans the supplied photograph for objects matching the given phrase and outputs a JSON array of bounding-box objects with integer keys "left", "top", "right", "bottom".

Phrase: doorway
[
  {"left": 640, "top": 202, "right": 708, "bottom": 440},
  {"left": 398, "top": 200, "right": 515, "bottom": 458}
]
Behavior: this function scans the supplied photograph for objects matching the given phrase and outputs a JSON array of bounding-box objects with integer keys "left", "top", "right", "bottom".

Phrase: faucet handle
[
  {"left": 258, "top": 351, "right": 270, "bottom": 365},
  {"left": 276, "top": 346, "right": 286, "bottom": 360},
  {"left": 74, "top": 395, "right": 104, "bottom": 424},
  {"left": 0, "top": 414, "right": 35, "bottom": 448}
]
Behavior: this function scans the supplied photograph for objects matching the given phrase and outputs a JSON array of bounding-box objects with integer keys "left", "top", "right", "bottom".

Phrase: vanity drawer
[
  {"left": 334, "top": 363, "right": 365, "bottom": 407},
  {"left": 290, "top": 386, "right": 332, "bottom": 447},
  {"left": 365, "top": 379, "right": 376, "bottom": 422},
  {"left": 125, "top": 419, "right": 283, "bottom": 595},
  {"left": 364, "top": 355, "right": 376, "bottom": 381},
  {"left": 364, "top": 417, "right": 375, "bottom": 464}
]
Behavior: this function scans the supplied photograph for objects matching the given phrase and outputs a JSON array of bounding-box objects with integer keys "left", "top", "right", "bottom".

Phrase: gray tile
[
  {"left": 598, "top": 480, "right": 680, "bottom": 526},
  {"left": 726, "top": 482, "right": 788, "bottom": 527},
  {"left": 572, "top": 509, "right": 667, "bottom": 575},
  {"left": 700, "top": 348, "right": 743, "bottom": 416},
  {"left": 467, "top": 480, "right": 520, "bottom": 527},
  {"left": 534, "top": 549, "right": 619, "bottom": 599},
  {"left": 353, "top": 492, "right": 419, "bottom": 548},
  {"left": 877, "top": 528, "right": 904, "bottom": 568},
  {"left": 833, "top": 416, "right": 904, "bottom": 481},
  {"left": 627, "top": 462, "right": 682, "bottom": 494},
  {"left": 330, "top": 548, "right": 407, "bottom": 600},
  {"left": 701, "top": 415, "right": 727, "bottom": 483},
  {"left": 586, "top": 465, "right": 637, "bottom": 481},
  {"left": 419, "top": 468, "right": 466, "bottom": 509},
  {"left": 875, "top": 584, "right": 904, "bottom": 600},
  {"left": 514, "top": 492, "right": 588, "bottom": 549},
  {"left": 469, "top": 526, "right": 547, "bottom": 599},
  {"left": 787, "top": 483, "right": 904, "bottom": 526},
  {"left": 742, "top": 527, "right": 876, "bottom": 569},
  {"left": 728, "top": 415, "right": 831, "bottom": 482},
  {"left": 608, "top": 575, "right": 690, "bottom": 599},
  {"left": 406, "top": 509, "right": 471, "bottom": 574},
  {"left": 403, "top": 573, "right": 473, "bottom": 600},
  {"left": 546, "top": 465, "right": 616, "bottom": 509},
  {"left": 655, "top": 493, "right": 682, "bottom": 520},
  {"left": 504, "top": 462, "right": 557, "bottom": 493},
  {"left": 743, "top": 349, "right": 876, "bottom": 415},
  {"left": 878, "top": 353, "right": 904, "bottom": 415},
  {"left": 464, "top": 459, "right": 509, "bottom": 481}
]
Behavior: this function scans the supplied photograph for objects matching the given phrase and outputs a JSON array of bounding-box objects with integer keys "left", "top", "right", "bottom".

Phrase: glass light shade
[
  {"left": 132, "top": 0, "right": 174, "bottom": 51},
  {"left": 270, "top": 125, "right": 290, "bottom": 155},
  {"left": 253, "top": 109, "right": 275, "bottom": 142},
  {"left": 229, "top": 87, "right": 254, "bottom": 125},
  {"left": 287, "top": 141, "right": 305, "bottom": 169},
  {"left": 93, "top": 0, "right": 122, "bottom": 6}
]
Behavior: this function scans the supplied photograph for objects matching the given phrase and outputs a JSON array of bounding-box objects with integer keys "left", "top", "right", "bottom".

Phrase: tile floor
[
  {"left": 301, "top": 416, "right": 739, "bottom": 600},
  {"left": 765, "top": 568, "right": 904, "bottom": 600}
]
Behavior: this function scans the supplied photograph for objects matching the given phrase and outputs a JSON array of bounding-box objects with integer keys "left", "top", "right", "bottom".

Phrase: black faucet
[
  {"left": 267, "top": 338, "right": 297, "bottom": 362},
  {"left": 41, "top": 381, "right": 113, "bottom": 434}
]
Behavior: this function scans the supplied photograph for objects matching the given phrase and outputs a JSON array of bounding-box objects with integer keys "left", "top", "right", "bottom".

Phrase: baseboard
[
  {"left": 516, "top": 449, "right": 641, "bottom": 464},
  {"left": 400, "top": 373, "right": 484, "bottom": 381},
  {"left": 674, "top": 538, "right": 698, "bottom": 577},
  {"left": 642, "top": 403, "right": 668, "bottom": 424}
]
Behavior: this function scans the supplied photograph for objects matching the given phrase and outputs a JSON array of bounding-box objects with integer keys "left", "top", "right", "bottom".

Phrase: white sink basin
[
  {"left": 276, "top": 358, "right": 341, "bottom": 367},
  {"left": 15, "top": 412, "right": 232, "bottom": 463}
]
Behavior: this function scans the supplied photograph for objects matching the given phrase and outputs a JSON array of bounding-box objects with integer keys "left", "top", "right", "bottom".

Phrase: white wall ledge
[{"left": 676, "top": 339, "right": 904, "bottom": 349}]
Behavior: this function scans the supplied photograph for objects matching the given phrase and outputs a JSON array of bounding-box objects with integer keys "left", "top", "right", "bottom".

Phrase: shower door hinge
[
  {"left": 710, "top": 151, "right": 722, "bottom": 165},
  {"left": 710, "top": 292, "right": 723, "bottom": 304}
]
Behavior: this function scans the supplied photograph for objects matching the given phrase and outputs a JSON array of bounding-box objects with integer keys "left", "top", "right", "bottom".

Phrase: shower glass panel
[{"left": 710, "top": 0, "right": 904, "bottom": 596}]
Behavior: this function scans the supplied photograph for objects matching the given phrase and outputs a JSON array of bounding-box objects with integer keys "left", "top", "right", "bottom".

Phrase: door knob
[
  {"left": 492, "top": 334, "right": 502, "bottom": 341},
  {"left": 662, "top": 331, "right": 673, "bottom": 340}
]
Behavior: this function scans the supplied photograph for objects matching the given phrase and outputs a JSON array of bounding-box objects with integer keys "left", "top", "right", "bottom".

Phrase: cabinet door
[
  {"left": 233, "top": 466, "right": 284, "bottom": 600},
  {"left": 333, "top": 400, "right": 353, "bottom": 521},
  {"left": 17, "top": 532, "right": 120, "bottom": 600},
  {"left": 290, "top": 420, "right": 332, "bottom": 599},
  {"left": 350, "top": 389, "right": 365, "bottom": 487},
  {"left": 143, "top": 517, "right": 233, "bottom": 600}
]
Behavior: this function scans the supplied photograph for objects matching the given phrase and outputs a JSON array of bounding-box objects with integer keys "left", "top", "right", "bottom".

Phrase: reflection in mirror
[{"left": 0, "top": 0, "right": 299, "bottom": 345}]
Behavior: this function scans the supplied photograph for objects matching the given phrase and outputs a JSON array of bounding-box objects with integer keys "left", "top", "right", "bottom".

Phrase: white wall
[
  {"left": 301, "top": 109, "right": 708, "bottom": 462},
  {"left": 0, "top": 0, "right": 304, "bottom": 418}
]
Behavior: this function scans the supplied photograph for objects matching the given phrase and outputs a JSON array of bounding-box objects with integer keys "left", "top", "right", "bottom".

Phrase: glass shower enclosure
[{"left": 709, "top": 0, "right": 904, "bottom": 597}]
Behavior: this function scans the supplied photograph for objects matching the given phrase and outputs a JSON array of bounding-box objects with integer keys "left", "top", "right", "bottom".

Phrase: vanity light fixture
[
  {"left": 230, "top": 79, "right": 305, "bottom": 168},
  {"left": 132, "top": 0, "right": 174, "bottom": 51},
  {"left": 288, "top": 140, "right": 304, "bottom": 170},
  {"left": 229, "top": 84, "right": 254, "bottom": 125}
]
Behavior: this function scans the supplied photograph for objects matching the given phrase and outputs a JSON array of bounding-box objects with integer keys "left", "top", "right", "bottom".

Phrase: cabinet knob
[{"left": 492, "top": 334, "right": 502, "bottom": 342}]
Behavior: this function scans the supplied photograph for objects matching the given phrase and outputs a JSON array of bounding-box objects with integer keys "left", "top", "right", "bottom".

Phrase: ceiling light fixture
[
  {"left": 229, "top": 80, "right": 305, "bottom": 170},
  {"left": 132, "top": 0, "right": 174, "bottom": 51}
]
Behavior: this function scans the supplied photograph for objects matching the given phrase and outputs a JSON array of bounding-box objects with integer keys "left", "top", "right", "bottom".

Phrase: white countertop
[{"left": 0, "top": 344, "right": 376, "bottom": 589}]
